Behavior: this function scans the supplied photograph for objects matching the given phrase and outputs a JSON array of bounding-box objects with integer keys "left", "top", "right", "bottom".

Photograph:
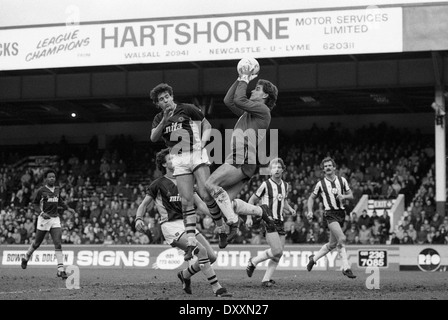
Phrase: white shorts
[
  {"left": 171, "top": 148, "right": 210, "bottom": 177},
  {"left": 37, "top": 215, "right": 61, "bottom": 231},
  {"left": 161, "top": 219, "right": 199, "bottom": 245}
]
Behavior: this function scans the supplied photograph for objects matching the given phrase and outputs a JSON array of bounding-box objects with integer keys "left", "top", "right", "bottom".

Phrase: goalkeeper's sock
[
  {"left": 314, "top": 243, "right": 332, "bottom": 262},
  {"left": 233, "top": 199, "right": 262, "bottom": 216},
  {"left": 211, "top": 187, "right": 238, "bottom": 224},
  {"left": 251, "top": 249, "right": 275, "bottom": 266},
  {"left": 338, "top": 245, "right": 351, "bottom": 270}
]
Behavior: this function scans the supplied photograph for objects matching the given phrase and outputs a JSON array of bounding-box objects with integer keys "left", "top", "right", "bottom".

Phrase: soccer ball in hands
[{"left": 237, "top": 57, "right": 260, "bottom": 76}]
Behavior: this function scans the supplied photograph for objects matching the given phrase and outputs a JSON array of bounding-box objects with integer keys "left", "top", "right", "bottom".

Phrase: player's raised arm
[{"left": 223, "top": 81, "right": 245, "bottom": 117}]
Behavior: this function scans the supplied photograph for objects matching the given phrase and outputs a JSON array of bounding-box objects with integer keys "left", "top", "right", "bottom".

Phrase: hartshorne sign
[{"left": 0, "top": 7, "right": 403, "bottom": 70}]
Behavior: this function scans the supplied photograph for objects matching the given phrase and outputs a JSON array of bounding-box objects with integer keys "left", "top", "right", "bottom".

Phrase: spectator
[
  {"left": 316, "top": 227, "right": 328, "bottom": 244},
  {"left": 431, "top": 230, "right": 445, "bottom": 244},
  {"left": 415, "top": 225, "right": 428, "bottom": 244},
  {"left": 306, "top": 228, "right": 316, "bottom": 244},
  {"left": 345, "top": 224, "right": 358, "bottom": 244},
  {"left": 401, "top": 231, "right": 414, "bottom": 244},
  {"left": 426, "top": 226, "right": 437, "bottom": 244},
  {"left": 390, "top": 232, "right": 401, "bottom": 244},
  {"left": 285, "top": 224, "right": 300, "bottom": 244},
  {"left": 297, "top": 226, "right": 308, "bottom": 244},
  {"left": 357, "top": 210, "right": 372, "bottom": 229},
  {"left": 70, "top": 231, "right": 82, "bottom": 244},
  {"left": 358, "top": 225, "right": 372, "bottom": 244},
  {"left": 407, "top": 224, "right": 417, "bottom": 242},
  {"left": 395, "top": 225, "right": 405, "bottom": 241}
]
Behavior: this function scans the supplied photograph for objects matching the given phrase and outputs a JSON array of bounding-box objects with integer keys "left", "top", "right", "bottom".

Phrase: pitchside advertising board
[
  {"left": 0, "top": 0, "right": 447, "bottom": 71},
  {"left": 1, "top": 245, "right": 447, "bottom": 271}
]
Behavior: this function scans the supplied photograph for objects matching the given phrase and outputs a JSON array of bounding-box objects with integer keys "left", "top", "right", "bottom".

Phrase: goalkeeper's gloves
[{"left": 238, "top": 73, "right": 258, "bottom": 84}]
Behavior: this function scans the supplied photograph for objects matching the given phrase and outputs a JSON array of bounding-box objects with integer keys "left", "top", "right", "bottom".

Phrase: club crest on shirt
[
  {"left": 331, "top": 188, "right": 338, "bottom": 194},
  {"left": 277, "top": 194, "right": 283, "bottom": 201},
  {"left": 178, "top": 117, "right": 185, "bottom": 122}
]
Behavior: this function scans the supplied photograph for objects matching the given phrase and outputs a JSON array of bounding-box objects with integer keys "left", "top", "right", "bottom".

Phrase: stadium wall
[
  {"left": 0, "top": 113, "right": 435, "bottom": 146},
  {"left": 1, "top": 244, "right": 447, "bottom": 272}
]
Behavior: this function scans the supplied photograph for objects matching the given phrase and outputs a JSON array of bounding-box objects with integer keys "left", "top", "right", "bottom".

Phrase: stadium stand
[{"left": 0, "top": 124, "right": 447, "bottom": 246}]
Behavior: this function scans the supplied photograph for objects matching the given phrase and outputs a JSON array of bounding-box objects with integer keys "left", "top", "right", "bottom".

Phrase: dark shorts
[
  {"left": 262, "top": 219, "right": 285, "bottom": 236},
  {"left": 323, "top": 210, "right": 346, "bottom": 228},
  {"left": 224, "top": 147, "right": 259, "bottom": 180}
]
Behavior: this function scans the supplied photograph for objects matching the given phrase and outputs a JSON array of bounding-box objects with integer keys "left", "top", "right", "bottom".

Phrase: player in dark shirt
[
  {"left": 150, "top": 83, "right": 227, "bottom": 261},
  {"left": 21, "top": 169, "right": 76, "bottom": 279},
  {"left": 135, "top": 148, "right": 231, "bottom": 297},
  {"left": 205, "top": 60, "right": 279, "bottom": 242}
]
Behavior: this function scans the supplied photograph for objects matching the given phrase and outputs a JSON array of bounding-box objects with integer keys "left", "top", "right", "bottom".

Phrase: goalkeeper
[{"left": 205, "top": 59, "right": 279, "bottom": 243}]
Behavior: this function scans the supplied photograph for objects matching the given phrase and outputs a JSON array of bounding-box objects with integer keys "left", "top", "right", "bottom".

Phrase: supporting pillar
[{"left": 434, "top": 88, "right": 446, "bottom": 217}]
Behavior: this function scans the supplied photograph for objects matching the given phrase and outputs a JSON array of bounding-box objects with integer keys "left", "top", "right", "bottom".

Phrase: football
[{"left": 237, "top": 57, "right": 260, "bottom": 75}]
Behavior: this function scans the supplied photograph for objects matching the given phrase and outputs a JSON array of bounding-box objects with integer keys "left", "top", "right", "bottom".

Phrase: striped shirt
[
  {"left": 312, "top": 176, "right": 351, "bottom": 211},
  {"left": 146, "top": 176, "right": 183, "bottom": 224},
  {"left": 255, "top": 178, "right": 288, "bottom": 221}
]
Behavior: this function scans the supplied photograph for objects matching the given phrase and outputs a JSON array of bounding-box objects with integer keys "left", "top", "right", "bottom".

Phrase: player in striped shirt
[
  {"left": 135, "top": 148, "right": 232, "bottom": 297},
  {"left": 21, "top": 169, "right": 77, "bottom": 279},
  {"left": 306, "top": 157, "right": 356, "bottom": 279},
  {"left": 150, "top": 83, "right": 227, "bottom": 261},
  {"left": 243, "top": 158, "right": 297, "bottom": 287}
]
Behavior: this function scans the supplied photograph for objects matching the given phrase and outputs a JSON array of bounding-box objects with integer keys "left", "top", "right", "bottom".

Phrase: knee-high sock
[
  {"left": 251, "top": 248, "right": 275, "bottom": 266},
  {"left": 338, "top": 245, "right": 351, "bottom": 270},
  {"left": 211, "top": 187, "right": 238, "bottom": 224},
  {"left": 183, "top": 207, "right": 197, "bottom": 246},
  {"left": 262, "top": 259, "right": 279, "bottom": 282},
  {"left": 206, "top": 200, "right": 224, "bottom": 227},
  {"left": 55, "top": 249, "right": 64, "bottom": 271},
  {"left": 233, "top": 199, "right": 262, "bottom": 216},
  {"left": 198, "top": 257, "right": 221, "bottom": 293},
  {"left": 182, "top": 263, "right": 201, "bottom": 280},
  {"left": 314, "top": 243, "right": 332, "bottom": 262}
]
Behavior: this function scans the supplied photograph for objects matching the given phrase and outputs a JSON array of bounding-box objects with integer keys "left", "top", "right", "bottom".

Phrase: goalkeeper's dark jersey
[
  {"left": 146, "top": 176, "right": 183, "bottom": 224},
  {"left": 33, "top": 185, "right": 67, "bottom": 218},
  {"left": 223, "top": 81, "right": 271, "bottom": 164}
]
